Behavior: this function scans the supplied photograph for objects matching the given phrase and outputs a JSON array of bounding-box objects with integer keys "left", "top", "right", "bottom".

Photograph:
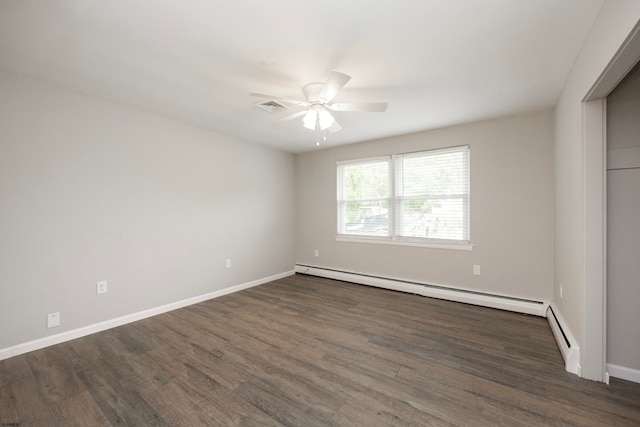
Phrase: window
[
  {"left": 337, "top": 146, "right": 470, "bottom": 248},
  {"left": 337, "top": 157, "right": 391, "bottom": 237}
]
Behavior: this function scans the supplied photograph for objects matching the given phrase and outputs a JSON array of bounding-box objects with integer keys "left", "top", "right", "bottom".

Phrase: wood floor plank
[
  {"left": 0, "top": 357, "right": 45, "bottom": 427},
  {"left": 144, "top": 382, "right": 221, "bottom": 426},
  {"left": 6, "top": 356, "right": 59, "bottom": 425},
  {"left": 234, "top": 376, "right": 337, "bottom": 427},
  {"left": 263, "top": 347, "right": 418, "bottom": 424},
  {"left": 75, "top": 364, "right": 169, "bottom": 426},
  {"left": 25, "top": 345, "right": 85, "bottom": 404},
  {"left": 54, "top": 390, "right": 111, "bottom": 427},
  {"left": 2, "top": 273, "right": 640, "bottom": 426},
  {"left": 0, "top": 360, "right": 20, "bottom": 425},
  {"left": 330, "top": 400, "right": 413, "bottom": 427}
]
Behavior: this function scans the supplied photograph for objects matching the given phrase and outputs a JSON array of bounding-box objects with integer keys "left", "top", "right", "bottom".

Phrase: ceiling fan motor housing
[{"left": 303, "top": 82, "right": 325, "bottom": 103}]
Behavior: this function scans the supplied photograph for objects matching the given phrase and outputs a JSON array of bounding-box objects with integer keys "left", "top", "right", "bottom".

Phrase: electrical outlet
[
  {"left": 560, "top": 284, "right": 563, "bottom": 299},
  {"left": 473, "top": 265, "right": 481, "bottom": 275},
  {"left": 225, "top": 259, "right": 231, "bottom": 269},
  {"left": 47, "top": 312, "right": 60, "bottom": 328},
  {"left": 314, "top": 249, "right": 319, "bottom": 257},
  {"left": 97, "top": 280, "right": 108, "bottom": 295}
]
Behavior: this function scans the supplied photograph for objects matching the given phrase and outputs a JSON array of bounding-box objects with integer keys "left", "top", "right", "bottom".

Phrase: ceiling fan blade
[
  {"left": 318, "top": 71, "right": 351, "bottom": 103},
  {"left": 250, "top": 92, "right": 308, "bottom": 107},
  {"left": 276, "top": 110, "right": 307, "bottom": 123},
  {"left": 328, "top": 102, "right": 388, "bottom": 112}
]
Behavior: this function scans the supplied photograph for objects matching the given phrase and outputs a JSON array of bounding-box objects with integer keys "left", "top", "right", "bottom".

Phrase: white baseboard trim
[
  {"left": 547, "top": 303, "right": 581, "bottom": 375},
  {"left": 295, "top": 264, "right": 549, "bottom": 317},
  {"left": 607, "top": 363, "right": 640, "bottom": 384},
  {"left": 0, "top": 270, "right": 295, "bottom": 361}
]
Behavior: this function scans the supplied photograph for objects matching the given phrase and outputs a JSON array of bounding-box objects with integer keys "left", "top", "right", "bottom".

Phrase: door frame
[{"left": 581, "top": 20, "right": 640, "bottom": 382}]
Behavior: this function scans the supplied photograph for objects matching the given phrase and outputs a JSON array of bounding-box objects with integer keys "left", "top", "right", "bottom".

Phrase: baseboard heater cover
[
  {"left": 546, "top": 304, "right": 581, "bottom": 375},
  {"left": 294, "top": 264, "right": 549, "bottom": 317}
]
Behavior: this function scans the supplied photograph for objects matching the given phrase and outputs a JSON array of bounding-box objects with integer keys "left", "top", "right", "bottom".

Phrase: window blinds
[{"left": 337, "top": 146, "right": 469, "bottom": 245}]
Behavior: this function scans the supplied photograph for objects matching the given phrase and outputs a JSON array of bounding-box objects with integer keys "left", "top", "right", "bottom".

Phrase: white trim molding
[
  {"left": 0, "top": 270, "right": 295, "bottom": 361},
  {"left": 295, "top": 264, "right": 548, "bottom": 317},
  {"left": 607, "top": 363, "right": 640, "bottom": 384},
  {"left": 336, "top": 235, "right": 473, "bottom": 251},
  {"left": 580, "top": 17, "right": 640, "bottom": 384},
  {"left": 581, "top": 99, "right": 607, "bottom": 381},
  {"left": 547, "top": 303, "right": 581, "bottom": 376}
]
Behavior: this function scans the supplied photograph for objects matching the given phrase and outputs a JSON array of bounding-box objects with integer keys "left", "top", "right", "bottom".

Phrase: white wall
[
  {"left": 553, "top": 0, "right": 640, "bottom": 379},
  {"left": 607, "top": 62, "right": 640, "bottom": 376},
  {"left": 296, "top": 111, "right": 554, "bottom": 301},
  {"left": 0, "top": 71, "right": 295, "bottom": 351}
]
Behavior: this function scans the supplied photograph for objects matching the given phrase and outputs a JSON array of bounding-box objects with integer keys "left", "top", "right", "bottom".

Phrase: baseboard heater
[
  {"left": 546, "top": 304, "right": 580, "bottom": 375},
  {"left": 294, "top": 264, "right": 549, "bottom": 317}
]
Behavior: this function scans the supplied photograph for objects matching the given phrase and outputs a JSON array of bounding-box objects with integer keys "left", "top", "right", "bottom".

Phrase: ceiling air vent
[{"left": 254, "top": 99, "right": 289, "bottom": 113}]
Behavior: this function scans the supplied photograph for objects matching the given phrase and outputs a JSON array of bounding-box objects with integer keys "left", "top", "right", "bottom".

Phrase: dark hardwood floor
[{"left": 1, "top": 273, "right": 639, "bottom": 426}]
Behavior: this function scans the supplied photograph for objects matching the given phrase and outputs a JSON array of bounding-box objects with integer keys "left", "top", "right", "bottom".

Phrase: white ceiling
[{"left": 0, "top": 0, "right": 604, "bottom": 153}]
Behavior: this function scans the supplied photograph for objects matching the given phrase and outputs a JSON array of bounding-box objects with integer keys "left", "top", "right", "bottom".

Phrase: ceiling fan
[{"left": 250, "top": 71, "right": 387, "bottom": 141}]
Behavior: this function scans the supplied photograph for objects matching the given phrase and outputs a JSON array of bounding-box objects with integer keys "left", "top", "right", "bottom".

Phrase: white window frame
[{"left": 336, "top": 146, "right": 472, "bottom": 251}]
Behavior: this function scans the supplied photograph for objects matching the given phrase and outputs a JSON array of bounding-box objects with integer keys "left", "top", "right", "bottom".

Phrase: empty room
[{"left": 1, "top": 1, "right": 640, "bottom": 426}]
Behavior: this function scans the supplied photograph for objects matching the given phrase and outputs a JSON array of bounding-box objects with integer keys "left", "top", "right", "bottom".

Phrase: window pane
[
  {"left": 396, "top": 197, "right": 466, "bottom": 239},
  {"left": 341, "top": 200, "right": 389, "bottom": 236},
  {"left": 395, "top": 146, "right": 469, "bottom": 242},
  {"left": 400, "top": 150, "right": 468, "bottom": 196},
  {"left": 341, "top": 161, "right": 389, "bottom": 200},
  {"left": 337, "top": 159, "right": 390, "bottom": 236}
]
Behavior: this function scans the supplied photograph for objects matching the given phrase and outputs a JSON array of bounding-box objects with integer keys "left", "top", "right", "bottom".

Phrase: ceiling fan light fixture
[
  {"left": 251, "top": 71, "right": 387, "bottom": 142},
  {"left": 302, "top": 105, "right": 335, "bottom": 131},
  {"left": 303, "top": 109, "right": 317, "bottom": 130},
  {"left": 318, "top": 108, "right": 334, "bottom": 130}
]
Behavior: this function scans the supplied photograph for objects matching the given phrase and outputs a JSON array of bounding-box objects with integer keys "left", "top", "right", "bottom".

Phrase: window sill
[{"left": 335, "top": 235, "right": 473, "bottom": 251}]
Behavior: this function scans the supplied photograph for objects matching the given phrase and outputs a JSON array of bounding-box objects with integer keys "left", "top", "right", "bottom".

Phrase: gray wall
[
  {"left": 607, "top": 61, "right": 640, "bottom": 373},
  {"left": 0, "top": 71, "right": 296, "bottom": 350},
  {"left": 296, "top": 111, "right": 554, "bottom": 301}
]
